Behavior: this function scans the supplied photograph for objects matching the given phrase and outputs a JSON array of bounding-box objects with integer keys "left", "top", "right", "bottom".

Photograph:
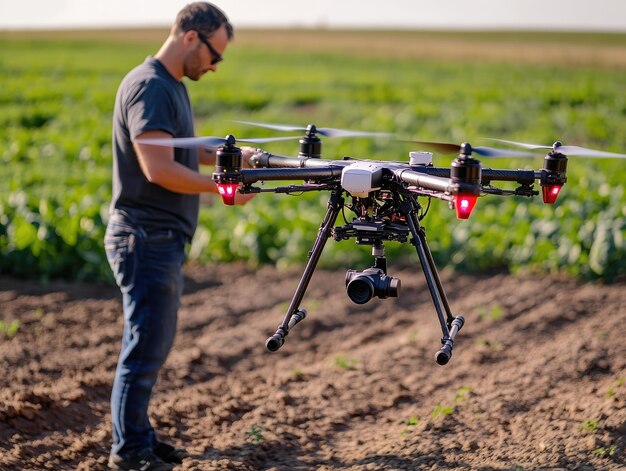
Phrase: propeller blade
[
  {"left": 234, "top": 120, "right": 305, "bottom": 132},
  {"left": 401, "top": 140, "right": 533, "bottom": 157},
  {"left": 136, "top": 135, "right": 301, "bottom": 149},
  {"left": 401, "top": 140, "right": 460, "bottom": 154},
  {"left": 238, "top": 136, "right": 303, "bottom": 144},
  {"left": 234, "top": 120, "right": 391, "bottom": 139},
  {"left": 486, "top": 138, "right": 551, "bottom": 150},
  {"left": 315, "top": 128, "right": 391, "bottom": 139},
  {"left": 555, "top": 146, "right": 626, "bottom": 158},
  {"left": 487, "top": 138, "right": 626, "bottom": 158},
  {"left": 137, "top": 136, "right": 229, "bottom": 148},
  {"left": 473, "top": 146, "right": 535, "bottom": 158}
]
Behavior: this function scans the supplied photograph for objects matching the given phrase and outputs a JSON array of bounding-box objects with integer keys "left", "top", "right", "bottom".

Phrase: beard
[{"left": 183, "top": 46, "right": 209, "bottom": 81}]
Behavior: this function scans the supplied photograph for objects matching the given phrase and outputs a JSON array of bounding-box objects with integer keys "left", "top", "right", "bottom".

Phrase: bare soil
[{"left": 1, "top": 263, "right": 625, "bottom": 470}]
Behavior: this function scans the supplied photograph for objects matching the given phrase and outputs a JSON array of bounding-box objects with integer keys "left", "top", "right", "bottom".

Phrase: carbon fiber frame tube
[
  {"left": 395, "top": 168, "right": 455, "bottom": 193},
  {"left": 239, "top": 167, "right": 343, "bottom": 184},
  {"left": 409, "top": 166, "right": 537, "bottom": 185}
]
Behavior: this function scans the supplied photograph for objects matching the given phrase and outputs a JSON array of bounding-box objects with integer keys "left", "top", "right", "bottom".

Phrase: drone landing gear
[
  {"left": 406, "top": 211, "right": 465, "bottom": 365},
  {"left": 265, "top": 191, "right": 465, "bottom": 365},
  {"left": 265, "top": 189, "right": 344, "bottom": 352}
]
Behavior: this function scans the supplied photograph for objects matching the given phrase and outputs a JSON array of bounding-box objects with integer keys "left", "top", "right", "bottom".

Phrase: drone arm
[
  {"left": 481, "top": 168, "right": 536, "bottom": 185},
  {"left": 249, "top": 151, "right": 300, "bottom": 168},
  {"left": 394, "top": 168, "right": 480, "bottom": 195},
  {"left": 238, "top": 167, "right": 343, "bottom": 185},
  {"left": 409, "top": 166, "right": 537, "bottom": 186},
  {"left": 250, "top": 151, "right": 350, "bottom": 170}
]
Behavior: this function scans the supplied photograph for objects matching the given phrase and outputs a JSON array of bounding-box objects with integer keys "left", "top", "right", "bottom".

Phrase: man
[{"left": 105, "top": 3, "right": 255, "bottom": 469}]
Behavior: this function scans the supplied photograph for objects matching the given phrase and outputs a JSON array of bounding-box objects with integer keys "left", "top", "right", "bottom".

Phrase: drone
[{"left": 139, "top": 123, "right": 626, "bottom": 365}]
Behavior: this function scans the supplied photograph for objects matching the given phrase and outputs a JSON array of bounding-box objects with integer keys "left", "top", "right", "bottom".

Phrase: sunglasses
[{"left": 196, "top": 31, "right": 223, "bottom": 65}]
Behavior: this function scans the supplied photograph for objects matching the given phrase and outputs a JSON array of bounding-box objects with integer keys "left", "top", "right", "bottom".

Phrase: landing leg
[
  {"left": 405, "top": 209, "right": 465, "bottom": 365},
  {"left": 266, "top": 189, "right": 344, "bottom": 351}
]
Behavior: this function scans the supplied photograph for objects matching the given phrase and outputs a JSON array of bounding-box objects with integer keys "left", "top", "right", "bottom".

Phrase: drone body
[{"left": 139, "top": 123, "right": 626, "bottom": 365}]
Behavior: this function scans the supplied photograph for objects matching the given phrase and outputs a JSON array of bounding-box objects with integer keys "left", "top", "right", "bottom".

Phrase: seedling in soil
[
  {"left": 454, "top": 386, "right": 473, "bottom": 403},
  {"left": 246, "top": 425, "right": 264, "bottom": 442},
  {"left": 405, "top": 416, "right": 419, "bottom": 426},
  {"left": 593, "top": 445, "right": 616, "bottom": 457},
  {"left": 333, "top": 354, "right": 359, "bottom": 371},
  {"left": 431, "top": 402, "right": 454, "bottom": 418},
  {"left": 477, "top": 303, "right": 503, "bottom": 321},
  {"left": 581, "top": 419, "right": 598, "bottom": 433},
  {"left": 0, "top": 319, "right": 21, "bottom": 339},
  {"left": 605, "top": 376, "right": 624, "bottom": 399}
]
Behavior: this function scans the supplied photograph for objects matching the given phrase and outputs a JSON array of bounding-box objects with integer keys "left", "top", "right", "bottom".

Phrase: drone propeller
[
  {"left": 487, "top": 139, "right": 626, "bottom": 159},
  {"left": 234, "top": 120, "right": 391, "bottom": 139},
  {"left": 401, "top": 139, "right": 534, "bottom": 158},
  {"left": 136, "top": 134, "right": 301, "bottom": 149}
]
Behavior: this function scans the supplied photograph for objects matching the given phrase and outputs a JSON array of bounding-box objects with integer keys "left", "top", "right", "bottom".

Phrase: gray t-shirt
[{"left": 111, "top": 56, "right": 199, "bottom": 238}]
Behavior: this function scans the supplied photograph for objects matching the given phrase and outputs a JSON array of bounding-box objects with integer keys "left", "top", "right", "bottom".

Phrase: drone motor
[
  {"left": 450, "top": 143, "right": 482, "bottom": 219},
  {"left": 299, "top": 124, "right": 322, "bottom": 158},
  {"left": 212, "top": 135, "right": 243, "bottom": 205},
  {"left": 540, "top": 142, "right": 568, "bottom": 204}
]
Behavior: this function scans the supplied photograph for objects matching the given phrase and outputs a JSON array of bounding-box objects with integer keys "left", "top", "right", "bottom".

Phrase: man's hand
[
  {"left": 240, "top": 146, "right": 263, "bottom": 168},
  {"left": 233, "top": 190, "right": 257, "bottom": 205}
]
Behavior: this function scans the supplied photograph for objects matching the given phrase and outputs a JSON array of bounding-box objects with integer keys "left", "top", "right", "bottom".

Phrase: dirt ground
[{"left": 0, "top": 263, "right": 624, "bottom": 470}]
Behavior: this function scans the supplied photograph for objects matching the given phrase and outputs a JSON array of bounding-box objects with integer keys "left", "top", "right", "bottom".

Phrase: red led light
[
  {"left": 454, "top": 194, "right": 478, "bottom": 219},
  {"left": 542, "top": 185, "right": 562, "bottom": 204},
  {"left": 216, "top": 183, "right": 239, "bottom": 205}
]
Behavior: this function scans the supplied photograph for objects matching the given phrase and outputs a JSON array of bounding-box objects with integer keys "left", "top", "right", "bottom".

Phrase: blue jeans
[{"left": 104, "top": 212, "right": 188, "bottom": 457}]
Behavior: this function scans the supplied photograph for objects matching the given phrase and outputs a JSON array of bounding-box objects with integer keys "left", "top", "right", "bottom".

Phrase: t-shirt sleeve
[{"left": 126, "top": 79, "right": 176, "bottom": 141}]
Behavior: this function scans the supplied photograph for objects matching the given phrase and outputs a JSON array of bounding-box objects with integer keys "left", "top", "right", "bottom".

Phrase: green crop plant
[
  {"left": 592, "top": 445, "right": 616, "bottom": 457},
  {"left": 605, "top": 376, "right": 625, "bottom": 399},
  {"left": 405, "top": 416, "right": 419, "bottom": 426},
  {"left": 245, "top": 424, "right": 264, "bottom": 442},
  {"left": 431, "top": 402, "right": 454, "bottom": 418},
  {"left": 454, "top": 386, "right": 473, "bottom": 403},
  {"left": 477, "top": 304, "right": 503, "bottom": 321},
  {"left": 0, "top": 319, "right": 21, "bottom": 339},
  {"left": 333, "top": 354, "right": 359, "bottom": 371},
  {"left": 581, "top": 419, "right": 598, "bottom": 433},
  {"left": 2, "top": 30, "right": 626, "bottom": 282}
]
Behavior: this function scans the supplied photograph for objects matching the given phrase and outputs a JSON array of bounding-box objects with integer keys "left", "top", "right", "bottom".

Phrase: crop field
[
  {"left": 1, "top": 29, "right": 626, "bottom": 281},
  {"left": 1, "top": 28, "right": 626, "bottom": 471}
]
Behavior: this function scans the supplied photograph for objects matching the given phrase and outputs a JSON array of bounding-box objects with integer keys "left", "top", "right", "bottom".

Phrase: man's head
[
  {"left": 168, "top": 2, "right": 234, "bottom": 81},
  {"left": 173, "top": 2, "right": 234, "bottom": 40}
]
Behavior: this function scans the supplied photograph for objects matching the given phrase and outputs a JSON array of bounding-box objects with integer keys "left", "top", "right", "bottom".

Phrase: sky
[{"left": 1, "top": 0, "right": 626, "bottom": 32}]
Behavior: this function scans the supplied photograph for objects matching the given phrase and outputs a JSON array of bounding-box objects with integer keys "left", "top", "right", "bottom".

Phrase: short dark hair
[{"left": 174, "top": 2, "right": 234, "bottom": 40}]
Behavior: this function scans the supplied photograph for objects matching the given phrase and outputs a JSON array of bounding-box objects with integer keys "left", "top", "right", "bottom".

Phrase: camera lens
[
  {"left": 346, "top": 276, "right": 375, "bottom": 304},
  {"left": 345, "top": 268, "right": 400, "bottom": 304}
]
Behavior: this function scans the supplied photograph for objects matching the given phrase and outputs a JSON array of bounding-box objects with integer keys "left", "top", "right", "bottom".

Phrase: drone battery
[{"left": 341, "top": 162, "right": 383, "bottom": 197}]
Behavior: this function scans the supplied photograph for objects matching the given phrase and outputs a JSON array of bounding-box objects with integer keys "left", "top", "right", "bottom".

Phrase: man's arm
[
  {"left": 134, "top": 130, "right": 218, "bottom": 194},
  {"left": 199, "top": 147, "right": 217, "bottom": 166}
]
